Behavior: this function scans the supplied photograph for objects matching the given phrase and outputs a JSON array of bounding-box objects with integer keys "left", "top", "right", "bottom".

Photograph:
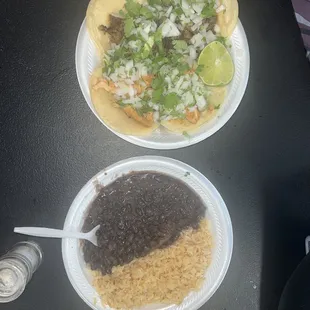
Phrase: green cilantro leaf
[
  {"left": 118, "top": 9, "right": 126, "bottom": 17},
  {"left": 201, "top": 5, "right": 216, "bottom": 18},
  {"left": 173, "top": 40, "right": 188, "bottom": 51},
  {"left": 140, "top": 7, "right": 153, "bottom": 19},
  {"left": 154, "top": 29, "right": 164, "bottom": 54},
  {"left": 196, "top": 64, "right": 204, "bottom": 74},
  {"left": 216, "top": 36, "right": 227, "bottom": 46},
  {"left": 162, "top": 0, "right": 172, "bottom": 6},
  {"left": 125, "top": 0, "right": 141, "bottom": 17},
  {"left": 170, "top": 110, "right": 185, "bottom": 119},
  {"left": 147, "top": 0, "right": 161, "bottom": 5},
  {"left": 183, "top": 131, "right": 191, "bottom": 139},
  {"left": 152, "top": 76, "right": 164, "bottom": 89},
  {"left": 175, "top": 7, "right": 183, "bottom": 16},
  {"left": 138, "top": 104, "right": 153, "bottom": 115},
  {"left": 154, "top": 29, "right": 162, "bottom": 44},
  {"left": 124, "top": 18, "right": 134, "bottom": 37},
  {"left": 152, "top": 88, "right": 163, "bottom": 102},
  {"left": 177, "top": 62, "right": 190, "bottom": 74},
  {"left": 164, "top": 93, "right": 180, "bottom": 109}
]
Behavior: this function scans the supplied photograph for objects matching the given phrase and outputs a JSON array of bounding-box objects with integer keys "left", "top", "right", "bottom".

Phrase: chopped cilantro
[
  {"left": 216, "top": 36, "right": 227, "bottom": 46},
  {"left": 154, "top": 29, "right": 164, "bottom": 54},
  {"left": 152, "top": 88, "right": 163, "bottom": 102},
  {"left": 196, "top": 64, "right": 204, "bottom": 74},
  {"left": 152, "top": 76, "right": 164, "bottom": 89},
  {"left": 124, "top": 18, "right": 134, "bottom": 37},
  {"left": 201, "top": 4, "right": 216, "bottom": 18},
  {"left": 214, "top": 104, "right": 221, "bottom": 110},
  {"left": 147, "top": 0, "right": 161, "bottom": 5},
  {"left": 118, "top": 9, "right": 126, "bottom": 17},
  {"left": 183, "top": 131, "right": 191, "bottom": 139},
  {"left": 125, "top": 0, "right": 141, "bottom": 17},
  {"left": 114, "top": 60, "right": 121, "bottom": 68},
  {"left": 154, "top": 29, "right": 162, "bottom": 43},
  {"left": 175, "top": 7, "right": 183, "bottom": 16},
  {"left": 177, "top": 62, "right": 190, "bottom": 74},
  {"left": 162, "top": 0, "right": 172, "bottom": 6},
  {"left": 164, "top": 93, "right": 180, "bottom": 109},
  {"left": 173, "top": 40, "right": 188, "bottom": 51},
  {"left": 141, "top": 46, "right": 151, "bottom": 58},
  {"left": 138, "top": 104, "right": 153, "bottom": 115},
  {"left": 170, "top": 110, "right": 185, "bottom": 119},
  {"left": 140, "top": 7, "right": 153, "bottom": 19}
]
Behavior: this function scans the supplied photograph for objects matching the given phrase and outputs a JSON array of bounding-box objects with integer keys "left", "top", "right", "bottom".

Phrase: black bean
[{"left": 82, "top": 171, "right": 205, "bottom": 275}]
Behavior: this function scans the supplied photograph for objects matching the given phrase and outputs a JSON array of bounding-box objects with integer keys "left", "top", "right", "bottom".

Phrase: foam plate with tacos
[{"left": 76, "top": 0, "right": 249, "bottom": 149}]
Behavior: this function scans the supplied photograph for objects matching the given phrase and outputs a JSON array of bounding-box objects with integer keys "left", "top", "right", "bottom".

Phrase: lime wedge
[{"left": 198, "top": 41, "right": 234, "bottom": 86}]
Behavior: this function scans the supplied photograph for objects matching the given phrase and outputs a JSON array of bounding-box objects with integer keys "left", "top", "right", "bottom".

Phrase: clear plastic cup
[{"left": 0, "top": 241, "right": 43, "bottom": 303}]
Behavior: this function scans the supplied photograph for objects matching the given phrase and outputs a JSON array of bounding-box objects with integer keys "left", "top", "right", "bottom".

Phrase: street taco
[
  {"left": 90, "top": 68, "right": 159, "bottom": 135},
  {"left": 87, "top": 0, "right": 238, "bottom": 136}
]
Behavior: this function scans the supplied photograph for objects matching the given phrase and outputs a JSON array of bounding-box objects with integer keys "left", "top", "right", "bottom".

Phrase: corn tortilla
[
  {"left": 161, "top": 87, "right": 227, "bottom": 133},
  {"left": 86, "top": 0, "right": 126, "bottom": 56},
  {"left": 217, "top": 0, "right": 239, "bottom": 37},
  {"left": 91, "top": 68, "right": 159, "bottom": 135}
]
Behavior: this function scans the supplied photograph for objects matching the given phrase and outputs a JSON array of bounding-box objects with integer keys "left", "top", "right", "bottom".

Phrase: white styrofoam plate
[
  {"left": 62, "top": 156, "right": 233, "bottom": 310},
  {"left": 76, "top": 19, "right": 250, "bottom": 149}
]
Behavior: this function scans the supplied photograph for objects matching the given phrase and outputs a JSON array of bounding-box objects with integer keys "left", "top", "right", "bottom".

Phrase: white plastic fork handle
[{"left": 14, "top": 227, "right": 86, "bottom": 240}]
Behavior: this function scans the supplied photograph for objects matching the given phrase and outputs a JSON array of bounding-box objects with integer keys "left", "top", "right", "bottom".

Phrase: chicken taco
[{"left": 87, "top": 0, "right": 238, "bottom": 136}]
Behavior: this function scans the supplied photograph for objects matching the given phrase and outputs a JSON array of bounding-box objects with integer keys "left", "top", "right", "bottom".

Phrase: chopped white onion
[
  {"left": 139, "top": 29, "right": 149, "bottom": 41},
  {"left": 151, "top": 21, "right": 157, "bottom": 32},
  {"left": 125, "top": 60, "right": 134, "bottom": 72},
  {"left": 192, "top": 16, "right": 203, "bottom": 24},
  {"left": 144, "top": 23, "right": 152, "bottom": 34},
  {"left": 192, "top": 3, "right": 204, "bottom": 14},
  {"left": 128, "top": 86, "right": 135, "bottom": 97},
  {"left": 175, "top": 76, "right": 185, "bottom": 90},
  {"left": 166, "top": 6, "right": 173, "bottom": 17},
  {"left": 180, "top": 80, "right": 190, "bottom": 90},
  {"left": 205, "top": 30, "right": 217, "bottom": 43},
  {"left": 216, "top": 4, "right": 226, "bottom": 13},
  {"left": 191, "top": 33, "right": 204, "bottom": 47},
  {"left": 189, "top": 46, "right": 197, "bottom": 61},
  {"left": 195, "top": 95, "right": 207, "bottom": 111},
  {"left": 153, "top": 104, "right": 160, "bottom": 110},
  {"left": 125, "top": 78, "right": 134, "bottom": 85},
  {"left": 153, "top": 111, "right": 160, "bottom": 121},
  {"left": 161, "top": 19, "right": 181, "bottom": 37},
  {"left": 184, "top": 91, "right": 195, "bottom": 105},
  {"left": 191, "top": 21, "right": 202, "bottom": 32},
  {"left": 134, "top": 101, "right": 143, "bottom": 109},
  {"left": 170, "top": 13, "right": 176, "bottom": 23},
  {"left": 110, "top": 73, "right": 118, "bottom": 82},
  {"left": 181, "top": 0, "right": 189, "bottom": 10},
  {"left": 176, "top": 103, "right": 185, "bottom": 112},
  {"left": 214, "top": 24, "right": 221, "bottom": 33}
]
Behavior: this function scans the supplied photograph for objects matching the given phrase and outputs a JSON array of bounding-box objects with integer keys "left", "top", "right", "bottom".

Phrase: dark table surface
[{"left": 1, "top": 0, "right": 310, "bottom": 309}]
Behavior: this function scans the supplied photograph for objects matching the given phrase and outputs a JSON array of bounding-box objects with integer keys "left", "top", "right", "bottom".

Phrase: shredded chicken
[{"left": 186, "top": 108, "right": 200, "bottom": 124}]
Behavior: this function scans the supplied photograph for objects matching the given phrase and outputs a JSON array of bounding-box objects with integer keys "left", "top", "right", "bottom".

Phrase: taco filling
[{"left": 88, "top": 0, "right": 238, "bottom": 134}]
